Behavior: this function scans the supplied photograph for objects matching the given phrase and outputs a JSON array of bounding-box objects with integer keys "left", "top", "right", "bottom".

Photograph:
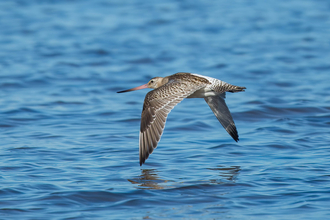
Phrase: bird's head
[{"left": 117, "top": 77, "right": 164, "bottom": 93}]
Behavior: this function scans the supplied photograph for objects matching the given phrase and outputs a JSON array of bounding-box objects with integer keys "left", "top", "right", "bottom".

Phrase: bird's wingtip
[
  {"left": 139, "top": 157, "right": 146, "bottom": 166},
  {"left": 231, "top": 133, "right": 239, "bottom": 142}
]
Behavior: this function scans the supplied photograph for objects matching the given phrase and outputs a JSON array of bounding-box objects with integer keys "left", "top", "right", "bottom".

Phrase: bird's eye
[{"left": 150, "top": 80, "right": 154, "bottom": 83}]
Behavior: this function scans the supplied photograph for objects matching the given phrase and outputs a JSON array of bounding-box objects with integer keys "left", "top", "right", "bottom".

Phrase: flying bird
[{"left": 117, "top": 72, "right": 246, "bottom": 165}]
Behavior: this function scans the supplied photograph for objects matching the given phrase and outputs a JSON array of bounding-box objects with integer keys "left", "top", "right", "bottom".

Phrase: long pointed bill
[{"left": 117, "top": 84, "right": 149, "bottom": 93}]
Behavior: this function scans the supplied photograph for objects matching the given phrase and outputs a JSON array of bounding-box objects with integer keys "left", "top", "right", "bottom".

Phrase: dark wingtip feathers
[
  {"left": 139, "top": 151, "right": 149, "bottom": 166},
  {"left": 226, "top": 125, "right": 239, "bottom": 142}
]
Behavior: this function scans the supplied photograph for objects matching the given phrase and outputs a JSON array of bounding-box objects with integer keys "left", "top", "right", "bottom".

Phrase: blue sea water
[{"left": 1, "top": 0, "right": 330, "bottom": 219}]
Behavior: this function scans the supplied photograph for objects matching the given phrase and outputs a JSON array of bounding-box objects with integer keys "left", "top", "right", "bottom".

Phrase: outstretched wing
[
  {"left": 204, "top": 93, "right": 239, "bottom": 142},
  {"left": 139, "top": 81, "right": 206, "bottom": 165}
]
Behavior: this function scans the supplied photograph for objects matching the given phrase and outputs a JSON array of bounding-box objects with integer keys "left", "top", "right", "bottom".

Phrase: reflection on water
[
  {"left": 128, "top": 166, "right": 240, "bottom": 189},
  {"left": 128, "top": 169, "right": 169, "bottom": 190},
  {"left": 207, "top": 166, "right": 241, "bottom": 183}
]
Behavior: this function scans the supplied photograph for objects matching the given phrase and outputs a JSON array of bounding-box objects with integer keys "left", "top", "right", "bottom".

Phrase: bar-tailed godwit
[{"left": 117, "top": 72, "right": 246, "bottom": 165}]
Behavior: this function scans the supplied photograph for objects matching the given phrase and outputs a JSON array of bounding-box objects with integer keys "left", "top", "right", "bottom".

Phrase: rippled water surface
[{"left": 1, "top": 0, "right": 330, "bottom": 219}]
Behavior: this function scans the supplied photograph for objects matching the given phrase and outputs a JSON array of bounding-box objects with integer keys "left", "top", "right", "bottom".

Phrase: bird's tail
[{"left": 226, "top": 84, "right": 246, "bottom": 93}]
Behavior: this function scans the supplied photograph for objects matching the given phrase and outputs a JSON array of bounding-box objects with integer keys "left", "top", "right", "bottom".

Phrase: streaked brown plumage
[{"left": 117, "top": 72, "right": 246, "bottom": 165}]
